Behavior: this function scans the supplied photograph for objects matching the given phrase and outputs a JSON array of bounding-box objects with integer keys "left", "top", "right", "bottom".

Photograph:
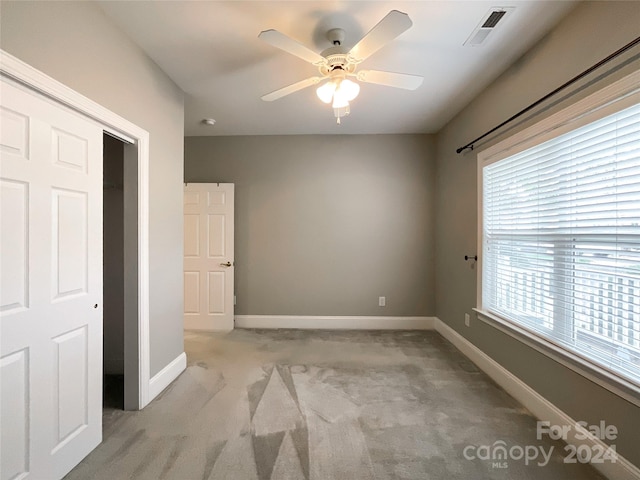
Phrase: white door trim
[{"left": 0, "top": 50, "right": 152, "bottom": 409}]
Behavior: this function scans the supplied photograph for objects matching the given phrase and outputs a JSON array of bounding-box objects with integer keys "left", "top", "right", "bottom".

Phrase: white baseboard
[
  {"left": 148, "top": 352, "right": 187, "bottom": 402},
  {"left": 434, "top": 318, "right": 640, "bottom": 480},
  {"left": 234, "top": 315, "right": 435, "bottom": 330}
]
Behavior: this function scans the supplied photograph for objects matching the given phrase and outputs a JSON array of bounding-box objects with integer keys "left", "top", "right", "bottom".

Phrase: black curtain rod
[{"left": 456, "top": 35, "right": 640, "bottom": 154}]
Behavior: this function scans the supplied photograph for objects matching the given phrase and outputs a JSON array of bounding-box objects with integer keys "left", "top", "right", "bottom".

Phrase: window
[{"left": 479, "top": 75, "right": 640, "bottom": 393}]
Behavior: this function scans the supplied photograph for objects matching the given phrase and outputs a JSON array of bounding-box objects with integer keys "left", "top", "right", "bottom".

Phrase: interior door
[
  {"left": 183, "top": 183, "right": 235, "bottom": 331},
  {"left": 0, "top": 78, "right": 103, "bottom": 480}
]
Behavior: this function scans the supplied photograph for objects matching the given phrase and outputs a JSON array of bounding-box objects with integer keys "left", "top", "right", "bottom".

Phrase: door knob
[{"left": 220, "top": 262, "right": 232, "bottom": 267}]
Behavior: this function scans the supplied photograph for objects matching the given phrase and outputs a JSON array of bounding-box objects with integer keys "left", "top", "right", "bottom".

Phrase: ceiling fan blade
[
  {"left": 348, "top": 10, "right": 413, "bottom": 64},
  {"left": 259, "top": 29, "right": 327, "bottom": 66},
  {"left": 261, "top": 76, "right": 323, "bottom": 102},
  {"left": 356, "top": 70, "right": 424, "bottom": 90}
]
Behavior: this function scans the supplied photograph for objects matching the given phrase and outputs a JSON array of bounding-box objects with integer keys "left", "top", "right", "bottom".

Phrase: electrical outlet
[
  {"left": 465, "top": 313, "right": 470, "bottom": 327},
  {"left": 379, "top": 296, "right": 386, "bottom": 307}
]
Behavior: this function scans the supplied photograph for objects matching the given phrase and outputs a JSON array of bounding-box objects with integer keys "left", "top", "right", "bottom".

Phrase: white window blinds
[{"left": 482, "top": 102, "right": 640, "bottom": 387}]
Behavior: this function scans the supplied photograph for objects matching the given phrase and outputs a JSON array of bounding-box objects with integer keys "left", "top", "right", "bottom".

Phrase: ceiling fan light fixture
[
  {"left": 338, "top": 79, "right": 360, "bottom": 101},
  {"left": 332, "top": 94, "right": 349, "bottom": 109},
  {"left": 316, "top": 81, "right": 336, "bottom": 104},
  {"left": 317, "top": 77, "right": 360, "bottom": 122}
]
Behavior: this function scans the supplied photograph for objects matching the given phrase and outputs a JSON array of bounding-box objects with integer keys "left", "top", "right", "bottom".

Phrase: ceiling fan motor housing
[
  {"left": 320, "top": 28, "right": 355, "bottom": 75},
  {"left": 319, "top": 53, "right": 356, "bottom": 76}
]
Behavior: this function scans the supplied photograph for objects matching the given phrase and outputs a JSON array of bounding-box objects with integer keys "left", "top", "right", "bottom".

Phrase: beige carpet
[{"left": 65, "top": 329, "right": 606, "bottom": 480}]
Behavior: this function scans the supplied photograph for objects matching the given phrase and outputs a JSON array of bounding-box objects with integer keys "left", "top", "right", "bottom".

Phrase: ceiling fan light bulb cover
[
  {"left": 332, "top": 93, "right": 350, "bottom": 109},
  {"left": 316, "top": 82, "right": 336, "bottom": 104},
  {"left": 339, "top": 79, "right": 360, "bottom": 101}
]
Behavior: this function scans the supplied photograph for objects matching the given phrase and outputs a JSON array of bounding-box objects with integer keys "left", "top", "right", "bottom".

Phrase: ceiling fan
[{"left": 258, "top": 10, "right": 424, "bottom": 124}]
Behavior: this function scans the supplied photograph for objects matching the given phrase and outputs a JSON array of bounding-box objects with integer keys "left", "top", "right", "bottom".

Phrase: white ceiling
[{"left": 98, "top": 1, "right": 577, "bottom": 136}]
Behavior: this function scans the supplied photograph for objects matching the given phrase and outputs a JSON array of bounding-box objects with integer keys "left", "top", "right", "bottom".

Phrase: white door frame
[{"left": 0, "top": 50, "right": 153, "bottom": 409}]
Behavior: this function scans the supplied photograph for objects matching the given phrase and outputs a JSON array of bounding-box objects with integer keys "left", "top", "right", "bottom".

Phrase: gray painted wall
[
  {"left": 435, "top": 1, "right": 640, "bottom": 468},
  {"left": 1, "top": 1, "right": 185, "bottom": 376},
  {"left": 185, "top": 134, "right": 436, "bottom": 317}
]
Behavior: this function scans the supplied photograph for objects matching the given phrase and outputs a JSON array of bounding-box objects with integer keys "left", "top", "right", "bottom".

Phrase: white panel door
[
  {"left": 0, "top": 78, "right": 103, "bottom": 480},
  {"left": 184, "top": 183, "right": 234, "bottom": 330}
]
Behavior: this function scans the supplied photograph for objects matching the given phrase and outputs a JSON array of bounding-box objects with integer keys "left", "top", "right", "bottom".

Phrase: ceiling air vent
[
  {"left": 464, "top": 7, "right": 514, "bottom": 47},
  {"left": 482, "top": 10, "right": 507, "bottom": 28}
]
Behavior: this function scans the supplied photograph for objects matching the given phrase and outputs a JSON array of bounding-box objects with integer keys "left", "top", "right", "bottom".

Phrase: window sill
[{"left": 473, "top": 308, "right": 640, "bottom": 408}]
